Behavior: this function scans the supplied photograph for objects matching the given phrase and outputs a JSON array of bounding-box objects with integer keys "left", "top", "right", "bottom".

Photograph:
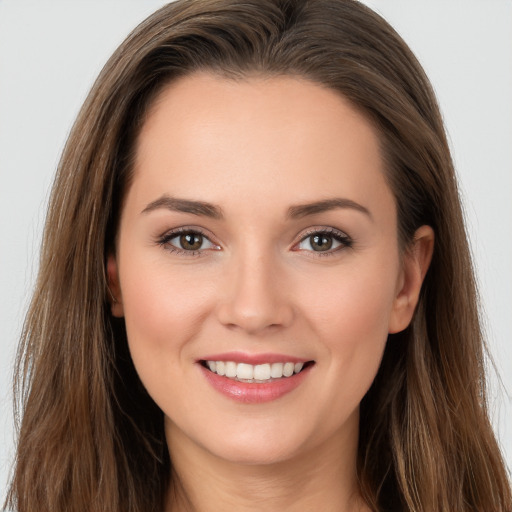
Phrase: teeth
[
  {"left": 270, "top": 362, "right": 283, "bottom": 378},
  {"left": 225, "top": 361, "right": 237, "bottom": 378},
  {"left": 237, "top": 363, "right": 253, "bottom": 380},
  {"left": 205, "top": 360, "right": 306, "bottom": 381},
  {"left": 283, "top": 362, "right": 294, "bottom": 377},
  {"left": 253, "top": 363, "right": 270, "bottom": 380}
]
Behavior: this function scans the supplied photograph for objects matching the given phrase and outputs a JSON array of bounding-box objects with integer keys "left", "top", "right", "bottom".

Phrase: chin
[
  {"left": 167, "top": 414, "right": 310, "bottom": 467},
  {"left": 198, "top": 419, "right": 319, "bottom": 467},
  {"left": 208, "top": 437, "right": 303, "bottom": 466}
]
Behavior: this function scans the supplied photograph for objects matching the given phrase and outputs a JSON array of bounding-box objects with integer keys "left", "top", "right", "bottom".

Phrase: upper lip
[{"left": 198, "top": 351, "right": 312, "bottom": 365}]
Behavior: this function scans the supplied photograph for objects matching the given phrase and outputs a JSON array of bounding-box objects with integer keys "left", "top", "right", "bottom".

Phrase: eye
[
  {"left": 158, "top": 228, "right": 219, "bottom": 255},
  {"left": 295, "top": 228, "right": 352, "bottom": 254}
]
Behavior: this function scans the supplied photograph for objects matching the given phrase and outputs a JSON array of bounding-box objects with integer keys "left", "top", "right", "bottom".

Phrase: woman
[{"left": 5, "top": 0, "right": 511, "bottom": 511}]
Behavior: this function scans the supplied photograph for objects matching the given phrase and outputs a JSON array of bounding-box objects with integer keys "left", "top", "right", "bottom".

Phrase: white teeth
[
  {"left": 225, "top": 361, "right": 237, "bottom": 378},
  {"left": 237, "top": 363, "right": 254, "bottom": 380},
  {"left": 205, "top": 360, "right": 307, "bottom": 381},
  {"left": 270, "top": 362, "right": 283, "bottom": 378},
  {"left": 283, "top": 362, "right": 294, "bottom": 377},
  {"left": 253, "top": 363, "right": 270, "bottom": 380}
]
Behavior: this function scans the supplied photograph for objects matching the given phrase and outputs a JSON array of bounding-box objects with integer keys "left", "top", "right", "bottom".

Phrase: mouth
[{"left": 200, "top": 360, "right": 315, "bottom": 384}]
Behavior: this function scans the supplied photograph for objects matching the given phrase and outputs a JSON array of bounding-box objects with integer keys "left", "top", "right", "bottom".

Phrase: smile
[
  {"left": 199, "top": 356, "right": 315, "bottom": 403},
  {"left": 203, "top": 360, "right": 307, "bottom": 383}
]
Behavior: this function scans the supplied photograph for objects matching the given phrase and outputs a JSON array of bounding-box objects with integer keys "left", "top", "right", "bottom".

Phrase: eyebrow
[
  {"left": 141, "top": 195, "right": 224, "bottom": 219},
  {"left": 141, "top": 195, "right": 372, "bottom": 221},
  {"left": 287, "top": 198, "right": 372, "bottom": 220}
]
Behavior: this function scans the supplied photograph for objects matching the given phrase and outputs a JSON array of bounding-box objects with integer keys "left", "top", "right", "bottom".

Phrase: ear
[
  {"left": 388, "top": 225, "right": 434, "bottom": 334},
  {"left": 107, "top": 253, "right": 124, "bottom": 318}
]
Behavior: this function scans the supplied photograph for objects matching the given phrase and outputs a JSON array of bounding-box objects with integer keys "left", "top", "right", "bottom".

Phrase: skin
[{"left": 108, "top": 73, "right": 434, "bottom": 512}]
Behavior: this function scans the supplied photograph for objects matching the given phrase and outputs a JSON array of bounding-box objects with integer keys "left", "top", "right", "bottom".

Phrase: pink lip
[
  {"left": 198, "top": 361, "right": 313, "bottom": 404},
  {"left": 199, "top": 351, "right": 310, "bottom": 365}
]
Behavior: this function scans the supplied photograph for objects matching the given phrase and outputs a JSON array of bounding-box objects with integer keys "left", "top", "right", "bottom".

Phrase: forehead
[{"left": 130, "top": 72, "right": 393, "bottom": 218}]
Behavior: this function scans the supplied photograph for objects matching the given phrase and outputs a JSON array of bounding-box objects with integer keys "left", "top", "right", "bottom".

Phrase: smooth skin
[{"left": 108, "top": 73, "right": 434, "bottom": 512}]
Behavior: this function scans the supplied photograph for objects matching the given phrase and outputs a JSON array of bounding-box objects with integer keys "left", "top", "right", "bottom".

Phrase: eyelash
[
  {"left": 157, "top": 227, "right": 217, "bottom": 257},
  {"left": 156, "top": 226, "right": 353, "bottom": 257},
  {"left": 294, "top": 227, "right": 353, "bottom": 256}
]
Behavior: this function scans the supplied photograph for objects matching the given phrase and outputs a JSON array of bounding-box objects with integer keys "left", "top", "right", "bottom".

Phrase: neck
[{"left": 164, "top": 416, "right": 368, "bottom": 512}]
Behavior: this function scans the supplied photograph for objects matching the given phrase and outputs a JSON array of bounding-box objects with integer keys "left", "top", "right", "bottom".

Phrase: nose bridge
[{"left": 216, "top": 240, "right": 293, "bottom": 334}]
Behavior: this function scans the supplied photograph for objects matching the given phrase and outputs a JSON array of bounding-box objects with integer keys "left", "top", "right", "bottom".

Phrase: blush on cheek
[
  {"left": 307, "top": 271, "right": 395, "bottom": 337},
  {"left": 120, "top": 263, "right": 216, "bottom": 362}
]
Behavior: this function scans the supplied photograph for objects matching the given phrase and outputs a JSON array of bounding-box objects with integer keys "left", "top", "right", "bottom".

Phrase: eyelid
[
  {"left": 292, "top": 226, "right": 353, "bottom": 255},
  {"left": 156, "top": 226, "right": 221, "bottom": 256},
  {"left": 155, "top": 225, "right": 352, "bottom": 257}
]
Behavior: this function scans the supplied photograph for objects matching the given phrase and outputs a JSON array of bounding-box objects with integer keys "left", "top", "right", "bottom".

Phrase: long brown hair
[{"left": 6, "top": 1, "right": 511, "bottom": 511}]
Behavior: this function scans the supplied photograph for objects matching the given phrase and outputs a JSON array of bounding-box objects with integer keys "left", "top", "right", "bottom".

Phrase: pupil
[
  {"left": 180, "top": 233, "right": 202, "bottom": 250},
  {"left": 312, "top": 234, "right": 332, "bottom": 251}
]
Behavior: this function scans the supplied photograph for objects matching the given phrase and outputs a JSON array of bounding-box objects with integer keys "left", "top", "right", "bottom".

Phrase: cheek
[
  {"left": 118, "top": 257, "right": 216, "bottom": 373},
  {"left": 298, "top": 258, "right": 398, "bottom": 396},
  {"left": 304, "top": 261, "right": 397, "bottom": 343}
]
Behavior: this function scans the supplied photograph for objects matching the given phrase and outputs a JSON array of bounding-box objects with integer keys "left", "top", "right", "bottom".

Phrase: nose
[{"left": 215, "top": 249, "right": 294, "bottom": 335}]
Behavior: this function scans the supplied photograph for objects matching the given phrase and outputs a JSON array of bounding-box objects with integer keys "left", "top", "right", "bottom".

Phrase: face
[{"left": 108, "top": 73, "right": 430, "bottom": 466}]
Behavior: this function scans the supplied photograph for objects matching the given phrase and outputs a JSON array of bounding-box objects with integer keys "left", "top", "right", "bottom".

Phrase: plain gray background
[{"left": 1, "top": 0, "right": 511, "bottom": 498}]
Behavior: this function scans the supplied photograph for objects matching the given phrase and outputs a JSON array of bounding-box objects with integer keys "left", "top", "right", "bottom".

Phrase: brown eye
[
  {"left": 310, "top": 234, "right": 333, "bottom": 251},
  {"left": 180, "top": 232, "right": 203, "bottom": 251},
  {"left": 296, "top": 229, "right": 352, "bottom": 254},
  {"left": 160, "top": 229, "right": 218, "bottom": 254}
]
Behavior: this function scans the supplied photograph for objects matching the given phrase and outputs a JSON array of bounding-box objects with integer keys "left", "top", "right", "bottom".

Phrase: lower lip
[{"left": 199, "top": 364, "right": 312, "bottom": 404}]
